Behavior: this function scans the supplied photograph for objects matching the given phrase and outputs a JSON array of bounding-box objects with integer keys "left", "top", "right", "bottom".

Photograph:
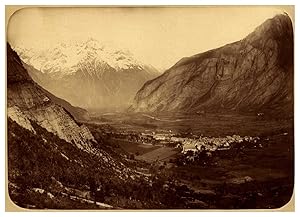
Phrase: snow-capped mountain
[
  {"left": 14, "top": 38, "right": 160, "bottom": 109},
  {"left": 15, "top": 38, "right": 147, "bottom": 75}
]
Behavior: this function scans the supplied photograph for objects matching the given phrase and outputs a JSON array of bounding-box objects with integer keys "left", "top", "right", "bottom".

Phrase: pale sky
[{"left": 7, "top": 6, "right": 293, "bottom": 70}]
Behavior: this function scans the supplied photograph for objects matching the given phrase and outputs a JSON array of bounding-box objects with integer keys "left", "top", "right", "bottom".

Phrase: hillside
[
  {"left": 131, "top": 14, "right": 293, "bottom": 117},
  {"left": 7, "top": 43, "right": 138, "bottom": 208}
]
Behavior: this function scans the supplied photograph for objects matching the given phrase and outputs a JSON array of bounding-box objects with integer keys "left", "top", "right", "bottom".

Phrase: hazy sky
[{"left": 7, "top": 6, "right": 293, "bottom": 69}]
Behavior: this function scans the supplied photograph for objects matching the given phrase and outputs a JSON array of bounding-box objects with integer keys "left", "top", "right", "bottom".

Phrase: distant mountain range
[
  {"left": 14, "top": 38, "right": 160, "bottom": 110},
  {"left": 131, "top": 14, "right": 293, "bottom": 117}
]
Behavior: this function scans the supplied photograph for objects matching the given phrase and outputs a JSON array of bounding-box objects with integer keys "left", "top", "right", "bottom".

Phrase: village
[{"left": 98, "top": 125, "right": 261, "bottom": 157}]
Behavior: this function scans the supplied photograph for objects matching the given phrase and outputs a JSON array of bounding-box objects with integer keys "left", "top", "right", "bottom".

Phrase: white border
[{"left": 1, "top": 0, "right": 298, "bottom": 216}]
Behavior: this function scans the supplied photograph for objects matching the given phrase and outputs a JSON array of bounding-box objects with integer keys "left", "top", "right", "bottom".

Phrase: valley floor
[
  {"left": 84, "top": 112, "right": 294, "bottom": 209},
  {"left": 8, "top": 112, "right": 294, "bottom": 209}
]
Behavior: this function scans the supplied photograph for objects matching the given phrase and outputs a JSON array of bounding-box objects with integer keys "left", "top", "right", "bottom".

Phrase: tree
[{"left": 88, "top": 176, "right": 97, "bottom": 204}]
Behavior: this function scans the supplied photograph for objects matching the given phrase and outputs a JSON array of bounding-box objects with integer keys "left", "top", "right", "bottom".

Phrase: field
[
  {"left": 135, "top": 147, "right": 179, "bottom": 163},
  {"left": 110, "top": 139, "right": 159, "bottom": 155},
  {"left": 88, "top": 111, "right": 292, "bottom": 136},
  {"left": 109, "top": 139, "right": 179, "bottom": 163},
  {"left": 169, "top": 130, "right": 293, "bottom": 207},
  {"left": 87, "top": 111, "right": 294, "bottom": 209}
]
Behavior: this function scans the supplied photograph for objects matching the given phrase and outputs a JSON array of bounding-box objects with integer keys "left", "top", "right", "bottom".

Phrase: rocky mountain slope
[
  {"left": 20, "top": 62, "right": 91, "bottom": 121},
  {"left": 8, "top": 42, "right": 135, "bottom": 169},
  {"left": 7, "top": 43, "right": 95, "bottom": 151},
  {"left": 36, "top": 79, "right": 90, "bottom": 121},
  {"left": 131, "top": 14, "right": 293, "bottom": 116},
  {"left": 14, "top": 39, "right": 160, "bottom": 109},
  {"left": 7, "top": 43, "right": 138, "bottom": 208}
]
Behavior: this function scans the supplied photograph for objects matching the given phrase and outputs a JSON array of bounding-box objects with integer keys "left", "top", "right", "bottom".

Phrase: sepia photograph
[{"left": 6, "top": 5, "right": 294, "bottom": 210}]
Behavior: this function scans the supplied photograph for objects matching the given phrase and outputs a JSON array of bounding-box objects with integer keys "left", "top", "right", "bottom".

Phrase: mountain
[
  {"left": 7, "top": 43, "right": 136, "bottom": 208},
  {"left": 130, "top": 14, "right": 293, "bottom": 116},
  {"left": 7, "top": 43, "right": 95, "bottom": 151},
  {"left": 40, "top": 86, "right": 91, "bottom": 121},
  {"left": 7, "top": 42, "right": 132, "bottom": 166},
  {"left": 14, "top": 39, "right": 160, "bottom": 110},
  {"left": 21, "top": 62, "right": 90, "bottom": 121}
]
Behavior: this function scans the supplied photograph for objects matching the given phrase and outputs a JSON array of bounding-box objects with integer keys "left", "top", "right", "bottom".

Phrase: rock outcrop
[
  {"left": 39, "top": 84, "right": 91, "bottom": 121},
  {"left": 7, "top": 43, "right": 95, "bottom": 151},
  {"left": 131, "top": 14, "right": 293, "bottom": 116}
]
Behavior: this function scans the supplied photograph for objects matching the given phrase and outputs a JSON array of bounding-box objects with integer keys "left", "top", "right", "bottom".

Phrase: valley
[
  {"left": 83, "top": 111, "right": 294, "bottom": 209},
  {"left": 7, "top": 9, "right": 294, "bottom": 210}
]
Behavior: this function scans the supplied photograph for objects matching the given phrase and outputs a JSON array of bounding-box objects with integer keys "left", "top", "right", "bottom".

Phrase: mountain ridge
[
  {"left": 131, "top": 14, "right": 293, "bottom": 116},
  {"left": 21, "top": 61, "right": 90, "bottom": 121},
  {"left": 14, "top": 39, "right": 160, "bottom": 109},
  {"left": 7, "top": 42, "right": 134, "bottom": 184},
  {"left": 7, "top": 43, "right": 96, "bottom": 151}
]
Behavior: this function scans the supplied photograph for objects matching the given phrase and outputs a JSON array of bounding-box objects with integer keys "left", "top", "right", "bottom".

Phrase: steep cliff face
[
  {"left": 7, "top": 43, "right": 95, "bottom": 152},
  {"left": 20, "top": 63, "right": 91, "bottom": 121},
  {"left": 131, "top": 14, "right": 293, "bottom": 115}
]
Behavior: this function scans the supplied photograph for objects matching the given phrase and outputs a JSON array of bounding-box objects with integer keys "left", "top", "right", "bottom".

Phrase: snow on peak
[{"left": 13, "top": 38, "right": 146, "bottom": 76}]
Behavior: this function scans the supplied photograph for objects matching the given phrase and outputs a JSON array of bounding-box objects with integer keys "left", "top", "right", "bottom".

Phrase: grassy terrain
[
  {"left": 87, "top": 111, "right": 294, "bottom": 209},
  {"left": 110, "top": 139, "right": 159, "bottom": 156},
  {"left": 88, "top": 112, "right": 292, "bottom": 136},
  {"left": 9, "top": 110, "right": 293, "bottom": 209},
  {"left": 136, "top": 147, "right": 179, "bottom": 163},
  {"left": 167, "top": 127, "right": 294, "bottom": 208},
  {"left": 7, "top": 118, "right": 192, "bottom": 209}
]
